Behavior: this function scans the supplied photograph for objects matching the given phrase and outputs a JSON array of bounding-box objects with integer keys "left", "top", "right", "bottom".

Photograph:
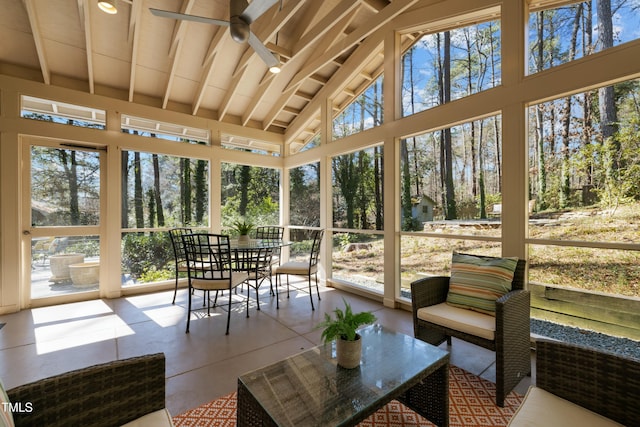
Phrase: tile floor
[{"left": 0, "top": 280, "right": 533, "bottom": 417}]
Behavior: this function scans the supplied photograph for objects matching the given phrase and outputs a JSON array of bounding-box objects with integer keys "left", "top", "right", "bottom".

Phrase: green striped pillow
[{"left": 446, "top": 252, "right": 518, "bottom": 316}]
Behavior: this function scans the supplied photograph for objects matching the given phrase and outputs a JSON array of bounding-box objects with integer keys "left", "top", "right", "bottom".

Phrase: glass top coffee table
[{"left": 237, "top": 325, "right": 449, "bottom": 427}]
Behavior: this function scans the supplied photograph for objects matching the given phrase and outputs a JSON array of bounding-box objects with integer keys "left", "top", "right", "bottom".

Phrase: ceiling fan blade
[
  {"left": 248, "top": 31, "right": 279, "bottom": 68},
  {"left": 149, "top": 8, "right": 230, "bottom": 27},
  {"left": 241, "top": 0, "right": 279, "bottom": 23}
]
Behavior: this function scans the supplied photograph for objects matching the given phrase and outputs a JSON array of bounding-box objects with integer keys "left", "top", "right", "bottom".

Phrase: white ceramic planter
[{"left": 336, "top": 334, "right": 362, "bottom": 369}]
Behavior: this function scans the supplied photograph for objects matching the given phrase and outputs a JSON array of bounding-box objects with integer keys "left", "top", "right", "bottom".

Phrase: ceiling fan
[{"left": 150, "top": 0, "right": 281, "bottom": 72}]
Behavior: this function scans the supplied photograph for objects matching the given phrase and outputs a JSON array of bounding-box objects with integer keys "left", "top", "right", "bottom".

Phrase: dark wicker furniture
[
  {"left": 410, "top": 255, "right": 530, "bottom": 407},
  {"left": 7, "top": 353, "right": 167, "bottom": 427},
  {"left": 529, "top": 339, "right": 640, "bottom": 426}
]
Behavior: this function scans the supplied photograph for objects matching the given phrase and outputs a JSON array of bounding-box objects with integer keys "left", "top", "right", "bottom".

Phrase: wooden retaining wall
[{"left": 529, "top": 282, "right": 640, "bottom": 341}]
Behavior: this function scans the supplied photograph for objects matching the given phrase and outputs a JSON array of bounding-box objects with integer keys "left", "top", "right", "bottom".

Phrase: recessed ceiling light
[{"left": 98, "top": 0, "right": 117, "bottom": 15}]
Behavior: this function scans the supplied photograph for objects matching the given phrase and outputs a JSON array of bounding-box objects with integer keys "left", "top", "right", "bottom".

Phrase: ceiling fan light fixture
[
  {"left": 98, "top": 0, "right": 118, "bottom": 14},
  {"left": 269, "top": 53, "right": 281, "bottom": 74}
]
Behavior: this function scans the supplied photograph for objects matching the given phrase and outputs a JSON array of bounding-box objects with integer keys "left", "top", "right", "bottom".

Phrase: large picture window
[
  {"left": 401, "top": 19, "right": 501, "bottom": 117},
  {"left": 331, "top": 146, "right": 384, "bottom": 294},
  {"left": 400, "top": 115, "right": 504, "bottom": 233},
  {"left": 121, "top": 152, "right": 209, "bottom": 286},
  {"left": 332, "top": 76, "right": 383, "bottom": 140},
  {"left": 527, "top": 77, "right": 640, "bottom": 298},
  {"left": 289, "top": 162, "right": 320, "bottom": 227},
  {"left": 528, "top": 1, "right": 640, "bottom": 74},
  {"left": 221, "top": 163, "right": 280, "bottom": 231},
  {"left": 398, "top": 115, "right": 504, "bottom": 301}
]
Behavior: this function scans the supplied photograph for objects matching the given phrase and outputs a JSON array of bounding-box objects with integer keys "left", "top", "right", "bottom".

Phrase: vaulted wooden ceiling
[{"left": 1, "top": 0, "right": 423, "bottom": 151}]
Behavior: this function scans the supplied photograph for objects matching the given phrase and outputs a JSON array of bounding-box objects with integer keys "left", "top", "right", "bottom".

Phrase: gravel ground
[{"left": 531, "top": 318, "right": 640, "bottom": 360}]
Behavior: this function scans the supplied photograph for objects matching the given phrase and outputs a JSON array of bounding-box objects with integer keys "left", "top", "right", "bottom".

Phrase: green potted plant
[
  {"left": 232, "top": 219, "right": 254, "bottom": 243},
  {"left": 316, "top": 298, "right": 377, "bottom": 368}
]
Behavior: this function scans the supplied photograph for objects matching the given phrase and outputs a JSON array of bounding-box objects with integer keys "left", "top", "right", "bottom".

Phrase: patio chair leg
[
  {"left": 172, "top": 268, "right": 178, "bottom": 304},
  {"left": 286, "top": 276, "right": 290, "bottom": 298},
  {"left": 186, "top": 286, "right": 192, "bottom": 333},
  {"left": 206, "top": 290, "right": 211, "bottom": 316},
  {"left": 308, "top": 276, "right": 315, "bottom": 311},
  {"left": 269, "top": 269, "right": 275, "bottom": 296},
  {"left": 226, "top": 292, "right": 232, "bottom": 335},
  {"left": 315, "top": 272, "right": 321, "bottom": 301},
  {"left": 275, "top": 274, "right": 280, "bottom": 310},
  {"left": 246, "top": 291, "right": 250, "bottom": 318}
]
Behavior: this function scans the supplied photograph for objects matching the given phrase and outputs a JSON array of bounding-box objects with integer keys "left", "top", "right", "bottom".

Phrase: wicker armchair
[
  {"left": 509, "top": 339, "right": 640, "bottom": 426},
  {"left": 410, "top": 256, "right": 530, "bottom": 407},
  {"left": 5, "top": 353, "right": 171, "bottom": 427}
]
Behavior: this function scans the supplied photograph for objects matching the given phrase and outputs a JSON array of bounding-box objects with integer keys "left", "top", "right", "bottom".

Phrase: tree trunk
[
  {"left": 195, "top": 159, "right": 206, "bottom": 224},
  {"left": 488, "top": 22, "right": 501, "bottom": 193},
  {"left": 478, "top": 120, "right": 487, "bottom": 218},
  {"left": 465, "top": 29, "right": 477, "bottom": 199},
  {"left": 238, "top": 164, "right": 250, "bottom": 217},
  {"left": 560, "top": 4, "right": 582, "bottom": 208},
  {"left": 152, "top": 153, "right": 165, "bottom": 226},
  {"left": 535, "top": 11, "right": 548, "bottom": 211},
  {"left": 121, "top": 150, "right": 129, "bottom": 228},
  {"left": 134, "top": 151, "right": 144, "bottom": 228},
  {"left": 443, "top": 31, "right": 457, "bottom": 220},
  {"left": 182, "top": 158, "right": 192, "bottom": 224},
  {"left": 374, "top": 146, "right": 383, "bottom": 230},
  {"left": 597, "top": 0, "right": 620, "bottom": 182},
  {"left": 582, "top": 2, "right": 594, "bottom": 186}
]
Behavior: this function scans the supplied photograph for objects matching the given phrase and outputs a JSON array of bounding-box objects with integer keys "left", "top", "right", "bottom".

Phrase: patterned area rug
[{"left": 173, "top": 365, "right": 523, "bottom": 427}]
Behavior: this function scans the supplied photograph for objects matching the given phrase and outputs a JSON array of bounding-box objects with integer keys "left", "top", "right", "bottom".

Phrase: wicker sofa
[
  {"left": 410, "top": 255, "right": 530, "bottom": 407},
  {"left": 509, "top": 339, "right": 640, "bottom": 426},
  {"left": 2, "top": 353, "right": 173, "bottom": 427}
]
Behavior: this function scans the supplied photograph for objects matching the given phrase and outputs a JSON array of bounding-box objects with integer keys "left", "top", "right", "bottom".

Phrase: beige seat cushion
[
  {"left": 191, "top": 271, "right": 248, "bottom": 291},
  {"left": 417, "top": 302, "right": 495, "bottom": 341},
  {"left": 120, "top": 408, "right": 175, "bottom": 427},
  {"left": 275, "top": 261, "right": 316, "bottom": 275},
  {"left": 508, "top": 386, "right": 623, "bottom": 427}
]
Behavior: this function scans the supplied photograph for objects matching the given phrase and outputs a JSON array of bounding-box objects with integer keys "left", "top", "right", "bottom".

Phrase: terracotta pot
[
  {"left": 336, "top": 334, "right": 362, "bottom": 369},
  {"left": 238, "top": 234, "right": 250, "bottom": 244}
]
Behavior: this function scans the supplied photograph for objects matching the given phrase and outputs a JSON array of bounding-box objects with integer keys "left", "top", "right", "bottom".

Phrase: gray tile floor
[{"left": 0, "top": 280, "right": 533, "bottom": 417}]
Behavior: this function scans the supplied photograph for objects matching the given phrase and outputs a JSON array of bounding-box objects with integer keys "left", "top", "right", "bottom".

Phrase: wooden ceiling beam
[
  {"left": 242, "top": 2, "right": 359, "bottom": 128},
  {"left": 260, "top": 7, "right": 361, "bottom": 130},
  {"left": 285, "top": 0, "right": 418, "bottom": 92},
  {"left": 218, "top": 0, "right": 307, "bottom": 121},
  {"left": 282, "top": 106, "right": 301, "bottom": 115},
  {"left": 284, "top": 26, "right": 387, "bottom": 144},
  {"left": 292, "top": 1, "right": 362, "bottom": 55},
  {"left": 163, "top": 0, "right": 197, "bottom": 109},
  {"left": 22, "top": 0, "right": 50, "bottom": 85},
  {"left": 362, "top": 0, "right": 391, "bottom": 13},
  {"left": 192, "top": 27, "right": 228, "bottom": 115},
  {"left": 77, "top": 0, "right": 95, "bottom": 94},
  {"left": 128, "top": 0, "right": 143, "bottom": 102}
]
